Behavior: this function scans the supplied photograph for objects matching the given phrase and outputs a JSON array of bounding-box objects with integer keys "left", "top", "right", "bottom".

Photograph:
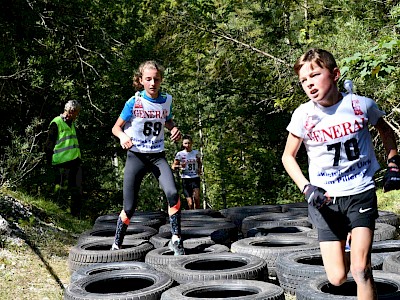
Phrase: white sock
[{"left": 172, "top": 235, "right": 180, "bottom": 243}]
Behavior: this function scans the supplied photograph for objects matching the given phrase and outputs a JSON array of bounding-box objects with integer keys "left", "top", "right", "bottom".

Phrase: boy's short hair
[{"left": 294, "top": 48, "right": 338, "bottom": 76}]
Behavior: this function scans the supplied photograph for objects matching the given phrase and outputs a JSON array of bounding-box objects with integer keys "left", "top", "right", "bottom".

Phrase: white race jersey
[
  {"left": 175, "top": 149, "right": 201, "bottom": 178},
  {"left": 122, "top": 91, "right": 173, "bottom": 153},
  {"left": 287, "top": 93, "right": 385, "bottom": 196}
]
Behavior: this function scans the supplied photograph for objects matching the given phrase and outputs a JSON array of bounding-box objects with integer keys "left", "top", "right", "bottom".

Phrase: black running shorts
[
  {"left": 308, "top": 188, "right": 378, "bottom": 241},
  {"left": 181, "top": 177, "right": 201, "bottom": 198}
]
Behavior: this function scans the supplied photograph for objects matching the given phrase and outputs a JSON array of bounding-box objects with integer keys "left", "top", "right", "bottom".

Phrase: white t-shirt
[
  {"left": 121, "top": 91, "right": 173, "bottom": 153},
  {"left": 175, "top": 149, "right": 201, "bottom": 178},
  {"left": 286, "top": 92, "right": 384, "bottom": 197}
]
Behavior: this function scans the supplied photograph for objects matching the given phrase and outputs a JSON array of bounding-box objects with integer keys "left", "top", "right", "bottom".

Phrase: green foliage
[
  {"left": 341, "top": 38, "right": 399, "bottom": 80},
  {"left": 1, "top": 0, "right": 400, "bottom": 216},
  {"left": 1, "top": 189, "right": 91, "bottom": 233},
  {"left": 0, "top": 118, "right": 45, "bottom": 188}
]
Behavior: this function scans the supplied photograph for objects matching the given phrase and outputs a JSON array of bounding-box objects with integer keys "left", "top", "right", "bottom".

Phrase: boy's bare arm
[
  {"left": 375, "top": 117, "right": 400, "bottom": 192},
  {"left": 375, "top": 117, "right": 398, "bottom": 159},
  {"left": 281, "top": 133, "right": 310, "bottom": 191}
]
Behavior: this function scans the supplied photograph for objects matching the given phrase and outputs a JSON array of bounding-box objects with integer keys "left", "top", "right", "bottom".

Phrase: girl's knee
[{"left": 327, "top": 271, "right": 347, "bottom": 286}]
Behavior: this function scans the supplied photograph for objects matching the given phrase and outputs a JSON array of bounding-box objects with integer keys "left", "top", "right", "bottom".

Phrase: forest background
[{"left": 1, "top": 0, "right": 400, "bottom": 220}]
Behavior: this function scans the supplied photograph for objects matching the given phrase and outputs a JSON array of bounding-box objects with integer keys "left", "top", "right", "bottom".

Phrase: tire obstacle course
[{"left": 64, "top": 205, "right": 400, "bottom": 299}]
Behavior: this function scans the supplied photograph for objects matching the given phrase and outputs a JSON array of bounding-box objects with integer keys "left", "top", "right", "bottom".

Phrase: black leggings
[{"left": 123, "top": 151, "right": 178, "bottom": 218}]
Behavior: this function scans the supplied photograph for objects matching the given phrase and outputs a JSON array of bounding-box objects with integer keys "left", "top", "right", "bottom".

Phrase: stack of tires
[
  {"left": 153, "top": 208, "right": 285, "bottom": 299},
  {"left": 272, "top": 208, "right": 400, "bottom": 299},
  {"left": 65, "top": 211, "right": 169, "bottom": 299},
  {"left": 223, "top": 204, "right": 400, "bottom": 298},
  {"left": 63, "top": 205, "right": 400, "bottom": 299},
  {"left": 149, "top": 209, "right": 238, "bottom": 249},
  {"left": 161, "top": 252, "right": 285, "bottom": 299}
]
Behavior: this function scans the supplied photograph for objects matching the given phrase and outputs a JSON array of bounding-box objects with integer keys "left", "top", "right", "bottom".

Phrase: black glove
[
  {"left": 383, "top": 155, "right": 400, "bottom": 192},
  {"left": 303, "top": 184, "right": 330, "bottom": 209}
]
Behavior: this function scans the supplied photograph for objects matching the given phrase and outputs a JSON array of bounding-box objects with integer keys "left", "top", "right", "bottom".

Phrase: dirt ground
[{"left": 0, "top": 237, "right": 69, "bottom": 300}]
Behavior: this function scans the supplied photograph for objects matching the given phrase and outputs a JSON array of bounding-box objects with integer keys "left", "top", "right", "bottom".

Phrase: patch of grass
[
  {"left": 2, "top": 189, "right": 92, "bottom": 233},
  {"left": 376, "top": 189, "right": 400, "bottom": 215},
  {"left": 0, "top": 188, "right": 93, "bottom": 299},
  {"left": 0, "top": 246, "right": 65, "bottom": 300}
]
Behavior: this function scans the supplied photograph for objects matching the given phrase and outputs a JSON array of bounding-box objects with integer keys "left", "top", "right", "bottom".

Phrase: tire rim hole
[
  {"left": 186, "top": 260, "right": 246, "bottom": 271},
  {"left": 251, "top": 241, "right": 305, "bottom": 247},
  {"left": 321, "top": 281, "right": 398, "bottom": 297},
  {"left": 86, "top": 278, "right": 154, "bottom": 293},
  {"left": 186, "top": 288, "right": 259, "bottom": 298}
]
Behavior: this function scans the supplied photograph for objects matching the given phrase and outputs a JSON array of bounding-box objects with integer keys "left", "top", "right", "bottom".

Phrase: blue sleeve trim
[
  {"left": 120, "top": 96, "right": 135, "bottom": 121},
  {"left": 166, "top": 100, "right": 173, "bottom": 121}
]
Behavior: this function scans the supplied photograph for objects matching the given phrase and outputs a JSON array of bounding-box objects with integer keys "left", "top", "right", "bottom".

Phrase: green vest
[{"left": 50, "top": 116, "right": 81, "bottom": 165}]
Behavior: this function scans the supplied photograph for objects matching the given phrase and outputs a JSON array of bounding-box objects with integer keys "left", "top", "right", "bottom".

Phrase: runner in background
[{"left": 172, "top": 134, "right": 203, "bottom": 209}]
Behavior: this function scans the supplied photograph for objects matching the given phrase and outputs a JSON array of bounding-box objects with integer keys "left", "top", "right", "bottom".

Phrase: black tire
[
  {"left": 220, "top": 205, "right": 282, "bottom": 229},
  {"left": 174, "top": 218, "right": 235, "bottom": 227},
  {"left": 134, "top": 211, "right": 168, "bottom": 219},
  {"left": 77, "top": 225, "right": 158, "bottom": 244},
  {"left": 306, "top": 228, "right": 318, "bottom": 239},
  {"left": 219, "top": 204, "right": 283, "bottom": 217},
  {"left": 241, "top": 212, "right": 311, "bottom": 236},
  {"left": 181, "top": 209, "right": 223, "bottom": 218},
  {"left": 95, "top": 211, "right": 167, "bottom": 223},
  {"left": 158, "top": 221, "right": 236, "bottom": 233},
  {"left": 376, "top": 210, "right": 399, "bottom": 227},
  {"left": 145, "top": 244, "right": 230, "bottom": 271},
  {"left": 160, "top": 279, "right": 285, "bottom": 300},
  {"left": 68, "top": 238, "right": 154, "bottom": 274},
  {"left": 166, "top": 252, "right": 268, "bottom": 284},
  {"left": 70, "top": 261, "right": 154, "bottom": 283},
  {"left": 246, "top": 225, "right": 312, "bottom": 238},
  {"left": 295, "top": 271, "right": 400, "bottom": 299},
  {"left": 151, "top": 225, "right": 236, "bottom": 249},
  {"left": 383, "top": 252, "right": 400, "bottom": 274},
  {"left": 230, "top": 235, "right": 319, "bottom": 277},
  {"left": 276, "top": 249, "right": 384, "bottom": 295},
  {"left": 149, "top": 231, "right": 215, "bottom": 249},
  {"left": 157, "top": 223, "right": 238, "bottom": 246},
  {"left": 94, "top": 216, "right": 164, "bottom": 230},
  {"left": 285, "top": 207, "right": 308, "bottom": 217},
  {"left": 280, "top": 202, "right": 308, "bottom": 213},
  {"left": 307, "top": 223, "right": 397, "bottom": 242},
  {"left": 372, "top": 239, "right": 400, "bottom": 258},
  {"left": 179, "top": 216, "right": 229, "bottom": 223},
  {"left": 64, "top": 269, "right": 173, "bottom": 300},
  {"left": 373, "top": 223, "right": 397, "bottom": 242}
]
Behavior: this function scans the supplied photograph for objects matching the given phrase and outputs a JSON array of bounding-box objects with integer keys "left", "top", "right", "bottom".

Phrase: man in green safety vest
[{"left": 45, "top": 100, "right": 82, "bottom": 217}]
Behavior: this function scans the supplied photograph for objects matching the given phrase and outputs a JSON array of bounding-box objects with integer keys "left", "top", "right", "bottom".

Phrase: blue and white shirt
[{"left": 121, "top": 91, "right": 173, "bottom": 153}]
